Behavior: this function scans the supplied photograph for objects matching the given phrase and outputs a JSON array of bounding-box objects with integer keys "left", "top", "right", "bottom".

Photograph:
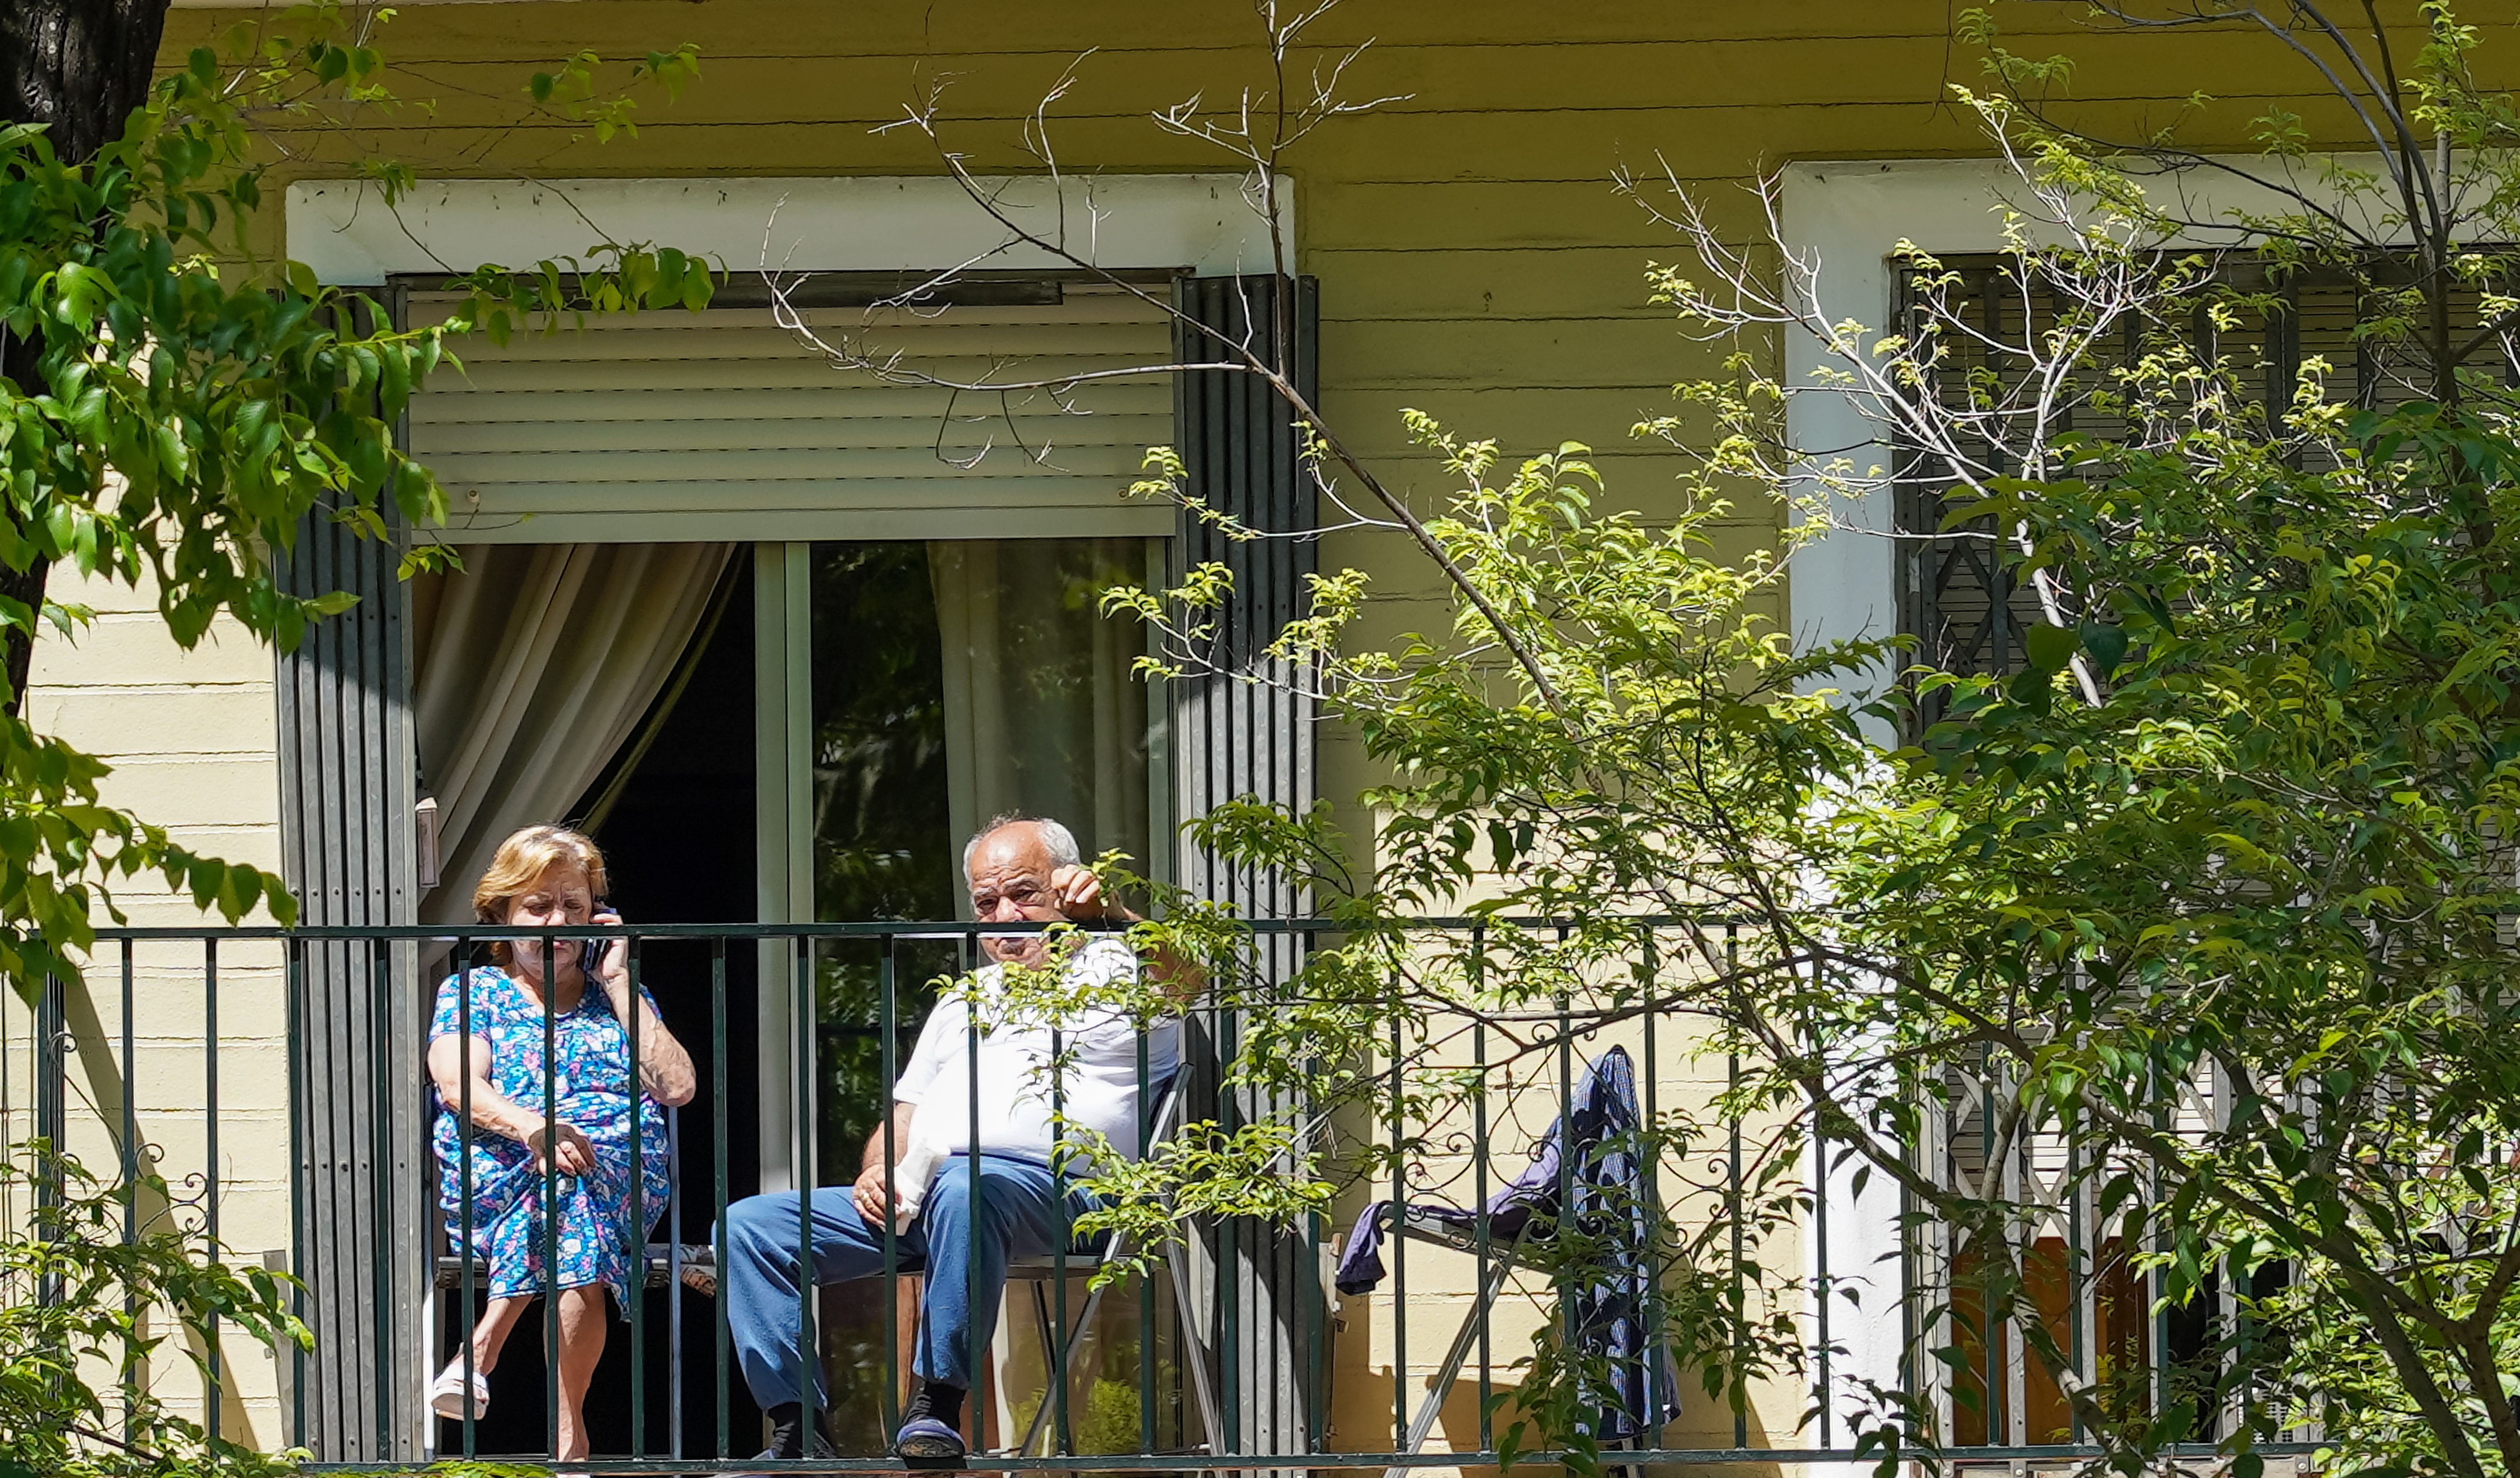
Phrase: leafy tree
[{"left": 0, "top": 2, "right": 708, "bottom": 999}]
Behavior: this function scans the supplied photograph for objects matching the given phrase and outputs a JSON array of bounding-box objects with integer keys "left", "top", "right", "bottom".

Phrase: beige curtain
[
  {"left": 412, "top": 542, "right": 736, "bottom": 922},
  {"left": 930, "top": 539, "right": 1150, "bottom": 906}
]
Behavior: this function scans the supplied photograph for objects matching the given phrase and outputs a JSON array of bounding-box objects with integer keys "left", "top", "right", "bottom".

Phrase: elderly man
[{"left": 719, "top": 815, "right": 1182, "bottom": 1463}]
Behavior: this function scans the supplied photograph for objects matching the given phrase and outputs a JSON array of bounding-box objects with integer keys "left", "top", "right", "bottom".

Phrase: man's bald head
[
  {"left": 961, "top": 815, "right": 1080, "bottom": 878},
  {"left": 964, "top": 816, "right": 1084, "bottom": 964}
]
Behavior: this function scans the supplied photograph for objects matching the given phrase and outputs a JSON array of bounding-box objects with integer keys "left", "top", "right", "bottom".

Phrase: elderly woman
[{"left": 424, "top": 824, "right": 696, "bottom": 1459}]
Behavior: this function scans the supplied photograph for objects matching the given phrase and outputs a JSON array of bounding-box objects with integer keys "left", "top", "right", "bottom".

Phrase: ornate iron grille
[{"left": 1890, "top": 253, "right": 2504, "bottom": 732}]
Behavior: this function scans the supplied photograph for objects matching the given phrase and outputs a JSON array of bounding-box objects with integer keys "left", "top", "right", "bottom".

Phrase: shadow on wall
[{"left": 1322, "top": 1275, "right": 1784, "bottom": 1478}]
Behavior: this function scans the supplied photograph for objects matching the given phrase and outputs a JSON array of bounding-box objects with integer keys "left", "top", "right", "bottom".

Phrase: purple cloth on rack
[{"left": 1333, "top": 1045, "right": 1676, "bottom": 1440}]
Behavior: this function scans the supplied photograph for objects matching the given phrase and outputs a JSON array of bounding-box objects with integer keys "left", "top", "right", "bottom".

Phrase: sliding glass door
[
  {"left": 750, "top": 536, "right": 1180, "bottom": 1450},
  {"left": 806, "top": 537, "right": 1154, "bottom": 924}
]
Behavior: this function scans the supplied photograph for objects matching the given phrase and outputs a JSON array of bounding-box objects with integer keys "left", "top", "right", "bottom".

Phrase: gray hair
[{"left": 962, "top": 814, "right": 1082, "bottom": 877}]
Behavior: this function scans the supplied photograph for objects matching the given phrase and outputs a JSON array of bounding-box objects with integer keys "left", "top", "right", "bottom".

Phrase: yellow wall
[
  {"left": 28, "top": 569, "right": 284, "bottom": 904},
  {"left": 22, "top": 0, "right": 2446, "bottom": 1461}
]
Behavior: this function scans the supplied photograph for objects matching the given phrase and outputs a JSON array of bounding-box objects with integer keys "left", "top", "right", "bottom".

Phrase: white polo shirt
[{"left": 893, "top": 936, "right": 1181, "bottom": 1164}]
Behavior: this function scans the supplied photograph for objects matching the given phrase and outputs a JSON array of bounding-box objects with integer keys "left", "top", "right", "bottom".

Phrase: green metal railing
[{"left": 4, "top": 919, "right": 2322, "bottom": 1474}]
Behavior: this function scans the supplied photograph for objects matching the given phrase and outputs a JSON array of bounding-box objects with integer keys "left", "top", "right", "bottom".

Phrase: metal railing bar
[
  {"left": 293, "top": 1438, "right": 2331, "bottom": 1475},
  {"left": 1304, "top": 925, "right": 1327, "bottom": 1455},
  {"left": 1638, "top": 924, "right": 1663, "bottom": 1444},
  {"left": 1551, "top": 958, "right": 1572, "bottom": 1448},
  {"left": 960, "top": 926, "right": 980, "bottom": 1453},
  {"left": 878, "top": 933, "right": 902, "bottom": 1441},
  {"left": 1981, "top": 1048, "right": 2001, "bottom": 1444},
  {"left": 1134, "top": 1027, "right": 1153, "bottom": 1456},
  {"left": 882, "top": 936, "right": 902, "bottom": 1450},
  {"left": 88, "top": 913, "right": 1753, "bottom": 943},
  {"left": 415, "top": 945, "right": 433, "bottom": 1471},
  {"left": 711, "top": 935, "right": 732, "bottom": 1463},
  {"left": 205, "top": 935, "right": 222, "bottom": 1445},
  {"left": 1305, "top": 1198, "right": 1324, "bottom": 1456},
  {"left": 670, "top": 1106, "right": 686, "bottom": 1461},
  {"left": 544, "top": 928, "right": 562, "bottom": 1460},
  {"left": 120, "top": 938, "right": 137, "bottom": 1442},
  {"left": 285, "top": 936, "right": 308, "bottom": 1452},
  {"left": 791, "top": 933, "right": 815, "bottom": 1454},
  {"left": 1726, "top": 923, "right": 1748, "bottom": 1451},
  {"left": 627, "top": 933, "right": 647, "bottom": 1462},
  {"left": 1387, "top": 1010, "right": 1405, "bottom": 1452},
  {"left": 1471, "top": 967, "right": 1492, "bottom": 1454},
  {"left": 2067, "top": 1133, "right": 2085, "bottom": 1446},
  {"left": 457, "top": 934, "right": 479, "bottom": 1462},
  {"left": 368, "top": 944, "right": 393, "bottom": 1456},
  {"left": 1809, "top": 975, "right": 1833, "bottom": 1450},
  {"left": 1050, "top": 1022, "right": 1069, "bottom": 1458},
  {"left": 1215, "top": 998, "right": 1240, "bottom": 1456}
]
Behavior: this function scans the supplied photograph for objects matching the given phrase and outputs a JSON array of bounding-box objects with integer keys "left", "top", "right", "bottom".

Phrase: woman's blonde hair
[{"left": 473, "top": 826, "right": 610, "bottom": 956}]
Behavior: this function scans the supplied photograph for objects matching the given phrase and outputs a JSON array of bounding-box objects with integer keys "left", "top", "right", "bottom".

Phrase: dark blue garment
[{"left": 1333, "top": 1044, "right": 1676, "bottom": 1440}]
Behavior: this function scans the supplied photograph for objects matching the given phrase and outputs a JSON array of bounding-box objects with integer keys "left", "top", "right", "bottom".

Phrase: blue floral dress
[{"left": 430, "top": 966, "right": 672, "bottom": 1301}]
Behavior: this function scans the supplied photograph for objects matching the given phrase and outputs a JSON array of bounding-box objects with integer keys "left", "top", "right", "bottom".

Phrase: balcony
[{"left": 4, "top": 917, "right": 2320, "bottom": 1473}]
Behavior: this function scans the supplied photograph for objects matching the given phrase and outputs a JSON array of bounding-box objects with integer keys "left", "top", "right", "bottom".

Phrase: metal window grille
[{"left": 1891, "top": 252, "right": 2509, "bottom": 731}]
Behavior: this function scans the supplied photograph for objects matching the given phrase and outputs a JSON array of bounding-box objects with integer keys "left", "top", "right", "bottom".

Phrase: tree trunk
[
  {"left": 0, "top": 0, "right": 174, "bottom": 710},
  {"left": 2, "top": 0, "right": 172, "bottom": 162}
]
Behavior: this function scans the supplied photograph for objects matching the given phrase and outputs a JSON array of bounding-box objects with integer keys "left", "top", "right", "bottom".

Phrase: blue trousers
[{"left": 720, "top": 1152, "right": 1100, "bottom": 1410}]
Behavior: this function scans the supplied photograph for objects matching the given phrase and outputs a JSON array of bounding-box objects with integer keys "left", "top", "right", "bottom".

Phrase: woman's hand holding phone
[
  {"left": 587, "top": 904, "right": 632, "bottom": 1011},
  {"left": 585, "top": 903, "right": 697, "bottom": 1107}
]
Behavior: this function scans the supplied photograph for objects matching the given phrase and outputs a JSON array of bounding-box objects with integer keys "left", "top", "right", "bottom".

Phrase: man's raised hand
[{"left": 1050, "top": 864, "right": 1120, "bottom": 922}]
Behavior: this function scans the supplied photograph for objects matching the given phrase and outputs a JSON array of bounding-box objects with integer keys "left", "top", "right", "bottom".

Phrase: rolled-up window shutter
[
  {"left": 403, "top": 283, "right": 1175, "bottom": 543},
  {"left": 1170, "top": 272, "right": 1321, "bottom": 1460}
]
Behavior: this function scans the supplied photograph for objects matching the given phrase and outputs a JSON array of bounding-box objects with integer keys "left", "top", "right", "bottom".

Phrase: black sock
[
  {"left": 765, "top": 1402, "right": 803, "bottom": 1456},
  {"left": 764, "top": 1403, "right": 831, "bottom": 1457},
  {"left": 907, "top": 1381, "right": 967, "bottom": 1429}
]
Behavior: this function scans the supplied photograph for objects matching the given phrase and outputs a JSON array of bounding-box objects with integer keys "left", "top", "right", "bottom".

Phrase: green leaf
[
  {"left": 2077, "top": 619, "right": 2127, "bottom": 674},
  {"left": 2024, "top": 621, "right": 2078, "bottom": 674}
]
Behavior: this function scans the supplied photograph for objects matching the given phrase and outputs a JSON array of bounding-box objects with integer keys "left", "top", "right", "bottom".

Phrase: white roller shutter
[{"left": 403, "top": 283, "right": 1175, "bottom": 543}]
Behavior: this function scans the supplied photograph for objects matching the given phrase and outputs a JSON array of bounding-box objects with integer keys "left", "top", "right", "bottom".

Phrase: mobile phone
[{"left": 585, "top": 901, "right": 615, "bottom": 972}]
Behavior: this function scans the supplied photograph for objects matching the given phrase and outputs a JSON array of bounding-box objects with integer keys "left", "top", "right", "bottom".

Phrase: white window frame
[
  {"left": 289, "top": 173, "right": 1291, "bottom": 286},
  {"left": 1780, "top": 154, "right": 2389, "bottom": 670},
  {"left": 1779, "top": 153, "right": 2380, "bottom": 1442}
]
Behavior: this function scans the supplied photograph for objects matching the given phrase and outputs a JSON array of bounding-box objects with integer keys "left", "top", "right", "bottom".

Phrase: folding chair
[
  {"left": 1337, "top": 1045, "right": 1673, "bottom": 1478},
  {"left": 1000, "top": 1070, "right": 1223, "bottom": 1458},
  {"left": 1380, "top": 1207, "right": 1537, "bottom": 1476}
]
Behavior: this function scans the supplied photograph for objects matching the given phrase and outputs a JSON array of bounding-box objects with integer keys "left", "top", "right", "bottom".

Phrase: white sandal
[{"left": 428, "top": 1358, "right": 489, "bottom": 1421}]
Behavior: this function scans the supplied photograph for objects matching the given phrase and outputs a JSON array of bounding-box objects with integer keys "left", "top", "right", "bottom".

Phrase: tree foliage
[
  {"left": 1, "top": 11, "right": 710, "bottom": 1468},
  {"left": 0, "top": 1146, "right": 307, "bottom": 1478},
  {"left": 0, "top": 2, "right": 709, "bottom": 1002}
]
